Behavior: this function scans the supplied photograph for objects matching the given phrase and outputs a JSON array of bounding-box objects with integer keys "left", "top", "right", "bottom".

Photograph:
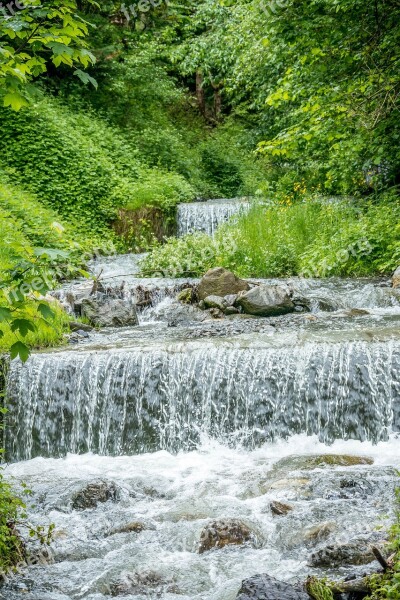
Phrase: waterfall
[
  {"left": 6, "top": 338, "right": 400, "bottom": 461},
  {"left": 177, "top": 198, "right": 250, "bottom": 237}
]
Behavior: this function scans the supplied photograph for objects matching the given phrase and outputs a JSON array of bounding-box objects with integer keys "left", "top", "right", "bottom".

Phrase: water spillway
[
  {"left": 177, "top": 198, "right": 250, "bottom": 237},
  {"left": 6, "top": 334, "right": 400, "bottom": 461}
]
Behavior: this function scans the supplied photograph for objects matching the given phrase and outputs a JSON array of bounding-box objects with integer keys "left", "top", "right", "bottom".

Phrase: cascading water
[
  {"left": 177, "top": 198, "right": 250, "bottom": 237},
  {"left": 3, "top": 252, "right": 400, "bottom": 600},
  {"left": 6, "top": 337, "right": 400, "bottom": 461}
]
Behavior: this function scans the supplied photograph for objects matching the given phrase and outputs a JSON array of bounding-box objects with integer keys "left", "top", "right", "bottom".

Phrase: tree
[{"left": 0, "top": 0, "right": 97, "bottom": 110}]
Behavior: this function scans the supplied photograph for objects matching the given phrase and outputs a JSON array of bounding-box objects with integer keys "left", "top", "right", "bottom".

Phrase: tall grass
[{"left": 142, "top": 193, "right": 400, "bottom": 278}]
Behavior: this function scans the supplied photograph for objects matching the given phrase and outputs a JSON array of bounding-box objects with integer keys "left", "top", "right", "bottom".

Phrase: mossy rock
[{"left": 273, "top": 454, "right": 374, "bottom": 473}]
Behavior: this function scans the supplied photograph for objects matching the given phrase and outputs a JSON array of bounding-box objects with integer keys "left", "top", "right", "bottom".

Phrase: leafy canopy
[{"left": 0, "top": 0, "right": 97, "bottom": 109}]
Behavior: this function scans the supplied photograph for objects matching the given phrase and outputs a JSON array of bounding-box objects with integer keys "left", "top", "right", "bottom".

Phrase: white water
[
  {"left": 177, "top": 199, "right": 250, "bottom": 237},
  {"left": 2, "top": 436, "right": 399, "bottom": 600}
]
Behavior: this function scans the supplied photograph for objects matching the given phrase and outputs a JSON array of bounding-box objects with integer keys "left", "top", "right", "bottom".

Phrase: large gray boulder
[
  {"left": 81, "top": 297, "right": 139, "bottom": 328},
  {"left": 393, "top": 266, "right": 400, "bottom": 288},
  {"left": 236, "top": 574, "right": 309, "bottom": 600},
  {"left": 198, "top": 268, "right": 250, "bottom": 301},
  {"left": 237, "top": 285, "right": 295, "bottom": 317}
]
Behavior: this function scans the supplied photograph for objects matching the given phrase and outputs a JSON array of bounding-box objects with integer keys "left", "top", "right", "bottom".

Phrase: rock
[
  {"left": 198, "top": 268, "right": 250, "bottom": 301},
  {"left": 71, "top": 481, "right": 119, "bottom": 510},
  {"left": 204, "top": 295, "right": 229, "bottom": 311},
  {"left": 344, "top": 308, "right": 371, "bottom": 317},
  {"left": 237, "top": 285, "right": 295, "bottom": 317},
  {"left": 177, "top": 288, "right": 196, "bottom": 304},
  {"left": 303, "top": 522, "right": 336, "bottom": 544},
  {"left": 76, "top": 329, "right": 90, "bottom": 338},
  {"left": 236, "top": 574, "right": 309, "bottom": 600},
  {"left": 107, "top": 522, "right": 146, "bottom": 536},
  {"left": 270, "top": 501, "right": 293, "bottom": 516},
  {"left": 81, "top": 297, "right": 139, "bottom": 328},
  {"left": 224, "top": 294, "right": 238, "bottom": 306},
  {"left": 209, "top": 307, "right": 225, "bottom": 319},
  {"left": 393, "top": 266, "right": 400, "bottom": 288},
  {"left": 199, "top": 519, "right": 253, "bottom": 554},
  {"left": 69, "top": 321, "right": 93, "bottom": 332},
  {"left": 273, "top": 454, "right": 374, "bottom": 472},
  {"left": 309, "top": 541, "right": 382, "bottom": 568},
  {"left": 152, "top": 300, "right": 207, "bottom": 326},
  {"left": 111, "top": 571, "right": 178, "bottom": 597},
  {"left": 225, "top": 306, "right": 240, "bottom": 315}
]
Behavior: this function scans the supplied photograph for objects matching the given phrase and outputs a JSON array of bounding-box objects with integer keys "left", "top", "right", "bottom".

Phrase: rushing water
[
  {"left": 4, "top": 248, "right": 400, "bottom": 599},
  {"left": 2, "top": 437, "right": 399, "bottom": 600},
  {"left": 177, "top": 199, "right": 250, "bottom": 237}
]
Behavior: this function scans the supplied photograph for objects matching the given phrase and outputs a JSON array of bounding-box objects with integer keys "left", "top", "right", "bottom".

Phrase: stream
[{"left": 2, "top": 199, "right": 400, "bottom": 599}]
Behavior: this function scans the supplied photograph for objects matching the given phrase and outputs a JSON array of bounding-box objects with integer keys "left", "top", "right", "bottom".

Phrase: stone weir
[{"left": 5, "top": 335, "right": 400, "bottom": 461}]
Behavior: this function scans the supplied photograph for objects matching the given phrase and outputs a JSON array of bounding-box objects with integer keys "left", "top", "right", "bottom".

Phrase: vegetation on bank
[{"left": 142, "top": 191, "right": 400, "bottom": 278}]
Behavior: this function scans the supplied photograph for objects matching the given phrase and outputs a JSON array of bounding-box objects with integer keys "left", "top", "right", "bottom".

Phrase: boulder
[
  {"left": 393, "top": 266, "right": 400, "bottom": 288},
  {"left": 71, "top": 481, "right": 119, "bottom": 510},
  {"left": 204, "top": 295, "right": 229, "bottom": 311},
  {"left": 81, "top": 297, "right": 139, "bottom": 328},
  {"left": 198, "top": 268, "right": 250, "bottom": 301},
  {"left": 199, "top": 519, "right": 253, "bottom": 554},
  {"left": 236, "top": 574, "right": 309, "bottom": 600},
  {"left": 237, "top": 285, "right": 295, "bottom": 317}
]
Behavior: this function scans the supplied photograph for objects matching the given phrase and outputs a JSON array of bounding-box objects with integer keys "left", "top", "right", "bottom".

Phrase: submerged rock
[
  {"left": 71, "top": 481, "right": 119, "bottom": 510},
  {"left": 199, "top": 519, "right": 253, "bottom": 553},
  {"left": 198, "top": 267, "right": 250, "bottom": 301},
  {"left": 152, "top": 299, "right": 207, "bottom": 326},
  {"left": 273, "top": 454, "right": 374, "bottom": 472},
  {"left": 81, "top": 297, "right": 139, "bottom": 328},
  {"left": 237, "top": 285, "right": 295, "bottom": 317},
  {"left": 236, "top": 574, "right": 309, "bottom": 600},
  {"left": 106, "top": 522, "right": 146, "bottom": 536},
  {"left": 393, "top": 266, "right": 400, "bottom": 288},
  {"left": 111, "top": 571, "right": 178, "bottom": 597},
  {"left": 309, "top": 540, "right": 384, "bottom": 568},
  {"left": 270, "top": 501, "right": 293, "bottom": 516}
]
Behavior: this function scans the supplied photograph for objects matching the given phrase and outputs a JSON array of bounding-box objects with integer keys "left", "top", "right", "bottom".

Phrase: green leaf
[
  {"left": 37, "top": 303, "right": 55, "bottom": 320},
  {"left": 10, "top": 341, "right": 30, "bottom": 362},
  {"left": 3, "top": 92, "right": 28, "bottom": 111},
  {"left": 74, "top": 69, "right": 98, "bottom": 89},
  {"left": 11, "top": 318, "right": 36, "bottom": 337},
  {"left": 0, "top": 307, "right": 12, "bottom": 322}
]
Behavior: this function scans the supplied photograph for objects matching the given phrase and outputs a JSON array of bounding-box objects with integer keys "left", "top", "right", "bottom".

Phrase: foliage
[
  {"left": 0, "top": 0, "right": 97, "bottom": 110},
  {"left": 306, "top": 577, "right": 335, "bottom": 600},
  {"left": 142, "top": 193, "right": 400, "bottom": 278},
  {"left": 366, "top": 487, "right": 400, "bottom": 599}
]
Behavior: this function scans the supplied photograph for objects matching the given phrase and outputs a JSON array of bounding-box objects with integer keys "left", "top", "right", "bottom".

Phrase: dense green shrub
[{"left": 0, "top": 98, "right": 143, "bottom": 236}]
